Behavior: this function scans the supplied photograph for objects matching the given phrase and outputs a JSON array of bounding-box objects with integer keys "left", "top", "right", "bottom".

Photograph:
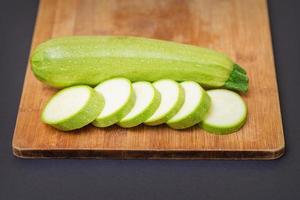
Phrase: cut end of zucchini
[
  {"left": 224, "top": 64, "right": 249, "bottom": 93},
  {"left": 92, "top": 78, "right": 135, "bottom": 127},
  {"left": 42, "top": 85, "right": 104, "bottom": 131},
  {"left": 167, "top": 81, "right": 211, "bottom": 129},
  {"left": 200, "top": 89, "right": 247, "bottom": 134}
]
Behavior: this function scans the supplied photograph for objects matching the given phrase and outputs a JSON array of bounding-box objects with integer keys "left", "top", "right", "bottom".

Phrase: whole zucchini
[{"left": 31, "top": 36, "right": 248, "bottom": 92}]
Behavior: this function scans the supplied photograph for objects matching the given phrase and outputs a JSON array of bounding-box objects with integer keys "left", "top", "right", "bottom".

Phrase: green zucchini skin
[{"left": 31, "top": 36, "right": 248, "bottom": 93}]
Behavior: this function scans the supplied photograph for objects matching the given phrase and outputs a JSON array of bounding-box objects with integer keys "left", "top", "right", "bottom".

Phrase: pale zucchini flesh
[
  {"left": 92, "top": 78, "right": 135, "bottom": 127},
  {"left": 42, "top": 85, "right": 104, "bottom": 131},
  {"left": 118, "top": 82, "right": 161, "bottom": 128},
  {"left": 167, "top": 81, "right": 211, "bottom": 129},
  {"left": 31, "top": 36, "right": 248, "bottom": 93},
  {"left": 200, "top": 89, "right": 247, "bottom": 134},
  {"left": 144, "top": 79, "right": 185, "bottom": 126}
]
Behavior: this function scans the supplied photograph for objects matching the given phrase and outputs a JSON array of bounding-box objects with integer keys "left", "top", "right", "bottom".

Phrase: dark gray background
[{"left": 1, "top": 0, "right": 299, "bottom": 199}]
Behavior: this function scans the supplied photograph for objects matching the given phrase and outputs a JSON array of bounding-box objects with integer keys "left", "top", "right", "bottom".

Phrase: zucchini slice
[
  {"left": 92, "top": 78, "right": 135, "bottom": 127},
  {"left": 201, "top": 89, "right": 247, "bottom": 134},
  {"left": 144, "top": 79, "right": 184, "bottom": 126},
  {"left": 167, "top": 81, "right": 211, "bottom": 129},
  {"left": 42, "top": 85, "right": 104, "bottom": 131},
  {"left": 118, "top": 82, "right": 161, "bottom": 128}
]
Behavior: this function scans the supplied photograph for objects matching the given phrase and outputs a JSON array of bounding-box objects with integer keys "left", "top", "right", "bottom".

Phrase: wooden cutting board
[{"left": 12, "top": 0, "right": 285, "bottom": 159}]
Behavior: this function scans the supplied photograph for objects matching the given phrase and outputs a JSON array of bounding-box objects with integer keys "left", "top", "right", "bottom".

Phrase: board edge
[{"left": 12, "top": 144, "right": 285, "bottom": 160}]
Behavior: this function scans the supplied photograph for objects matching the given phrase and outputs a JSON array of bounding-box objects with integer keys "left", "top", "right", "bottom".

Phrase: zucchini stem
[{"left": 224, "top": 64, "right": 249, "bottom": 93}]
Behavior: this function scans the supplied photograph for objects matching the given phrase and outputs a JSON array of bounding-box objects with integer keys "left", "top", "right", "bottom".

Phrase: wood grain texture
[{"left": 12, "top": 0, "right": 285, "bottom": 159}]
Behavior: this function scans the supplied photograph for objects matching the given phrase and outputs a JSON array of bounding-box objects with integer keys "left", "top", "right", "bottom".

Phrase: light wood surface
[{"left": 12, "top": 0, "right": 285, "bottom": 159}]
